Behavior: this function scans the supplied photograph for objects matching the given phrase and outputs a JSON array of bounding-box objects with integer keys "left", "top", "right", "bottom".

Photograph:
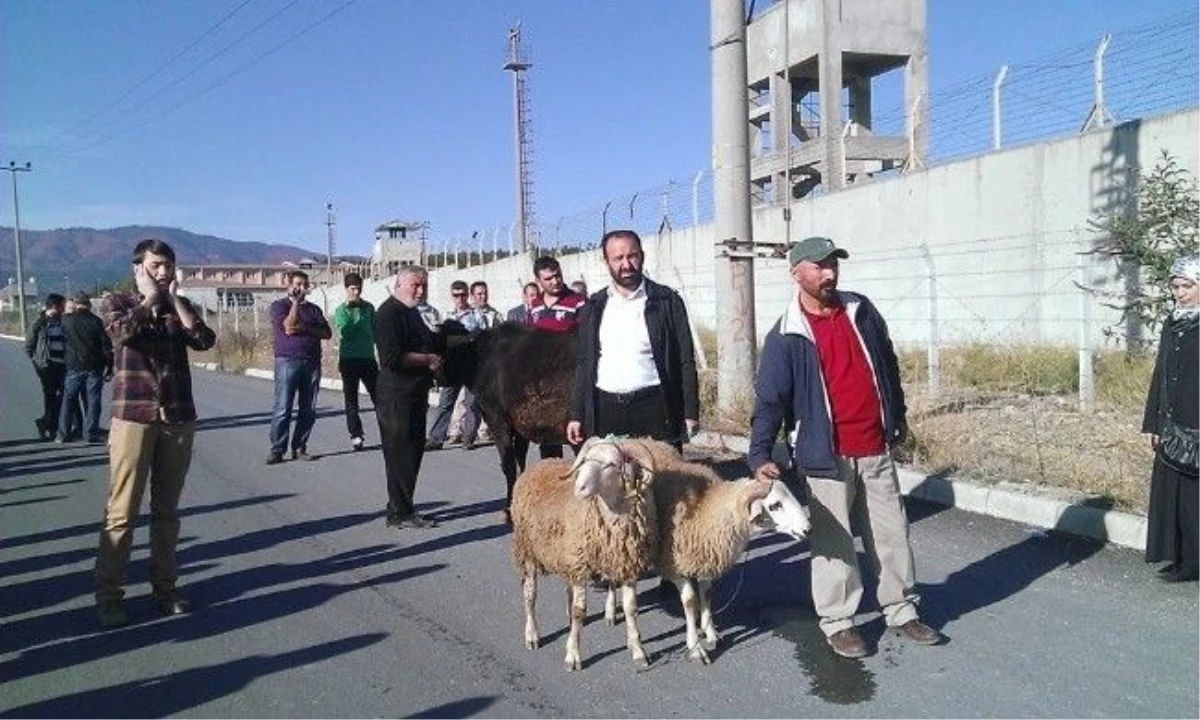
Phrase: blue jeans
[
  {"left": 269, "top": 357, "right": 321, "bottom": 456},
  {"left": 59, "top": 369, "right": 104, "bottom": 441}
]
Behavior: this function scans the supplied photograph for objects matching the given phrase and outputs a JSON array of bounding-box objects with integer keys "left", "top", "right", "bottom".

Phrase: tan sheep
[
  {"left": 613, "top": 439, "right": 811, "bottom": 665},
  {"left": 510, "top": 437, "right": 659, "bottom": 671}
]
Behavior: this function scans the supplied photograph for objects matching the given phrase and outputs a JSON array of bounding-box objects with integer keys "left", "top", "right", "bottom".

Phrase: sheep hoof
[
  {"left": 686, "top": 644, "right": 712, "bottom": 665},
  {"left": 702, "top": 636, "right": 718, "bottom": 652},
  {"left": 633, "top": 652, "right": 650, "bottom": 668},
  {"left": 564, "top": 657, "right": 581, "bottom": 672},
  {"left": 524, "top": 638, "right": 539, "bottom": 650}
]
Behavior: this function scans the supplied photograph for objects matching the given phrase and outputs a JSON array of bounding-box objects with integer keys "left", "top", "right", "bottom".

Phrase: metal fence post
[{"left": 992, "top": 65, "right": 1009, "bottom": 150}]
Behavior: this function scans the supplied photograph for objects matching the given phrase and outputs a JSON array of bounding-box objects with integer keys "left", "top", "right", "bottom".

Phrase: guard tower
[{"left": 745, "top": 0, "right": 928, "bottom": 201}]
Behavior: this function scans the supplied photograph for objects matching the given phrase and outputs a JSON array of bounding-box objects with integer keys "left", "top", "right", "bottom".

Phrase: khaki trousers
[
  {"left": 806, "top": 453, "right": 920, "bottom": 636},
  {"left": 95, "top": 418, "right": 195, "bottom": 600}
]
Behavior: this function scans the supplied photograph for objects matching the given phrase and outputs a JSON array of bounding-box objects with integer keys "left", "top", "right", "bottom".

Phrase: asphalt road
[{"left": 1, "top": 337, "right": 1197, "bottom": 718}]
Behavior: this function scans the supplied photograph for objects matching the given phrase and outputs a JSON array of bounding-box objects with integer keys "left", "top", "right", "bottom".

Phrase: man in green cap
[{"left": 747, "top": 235, "right": 941, "bottom": 659}]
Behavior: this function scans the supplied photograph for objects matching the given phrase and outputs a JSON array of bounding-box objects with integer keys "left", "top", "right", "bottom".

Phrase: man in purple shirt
[{"left": 266, "top": 270, "right": 332, "bottom": 464}]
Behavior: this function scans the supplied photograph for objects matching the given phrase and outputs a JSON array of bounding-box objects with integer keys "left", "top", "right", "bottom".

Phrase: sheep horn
[
  {"left": 566, "top": 436, "right": 604, "bottom": 478},
  {"left": 744, "top": 477, "right": 773, "bottom": 513},
  {"left": 618, "top": 440, "right": 658, "bottom": 486}
]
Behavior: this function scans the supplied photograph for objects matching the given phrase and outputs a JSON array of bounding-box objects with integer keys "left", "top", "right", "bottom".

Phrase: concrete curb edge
[{"left": 691, "top": 430, "right": 1147, "bottom": 552}]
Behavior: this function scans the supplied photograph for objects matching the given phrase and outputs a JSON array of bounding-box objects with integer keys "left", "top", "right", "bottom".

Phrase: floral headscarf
[{"left": 1169, "top": 254, "right": 1199, "bottom": 321}]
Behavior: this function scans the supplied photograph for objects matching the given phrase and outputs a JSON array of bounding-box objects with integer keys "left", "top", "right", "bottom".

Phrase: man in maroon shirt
[
  {"left": 529, "top": 256, "right": 585, "bottom": 332},
  {"left": 748, "top": 236, "right": 941, "bottom": 659}
]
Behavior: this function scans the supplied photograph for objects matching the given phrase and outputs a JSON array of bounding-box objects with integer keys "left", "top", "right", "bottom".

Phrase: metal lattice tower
[{"left": 504, "top": 24, "right": 536, "bottom": 253}]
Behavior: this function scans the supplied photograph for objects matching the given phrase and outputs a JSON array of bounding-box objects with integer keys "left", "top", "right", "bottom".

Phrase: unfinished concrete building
[{"left": 745, "top": 0, "right": 929, "bottom": 202}]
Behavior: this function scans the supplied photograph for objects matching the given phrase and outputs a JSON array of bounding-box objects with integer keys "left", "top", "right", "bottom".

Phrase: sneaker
[
  {"left": 894, "top": 619, "right": 942, "bottom": 645},
  {"left": 153, "top": 589, "right": 192, "bottom": 616},
  {"left": 446, "top": 434, "right": 463, "bottom": 446},
  {"left": 424, "top": 439, "right": 443, "bottom": 452},
  {"left": 351, "top": 436, "right": 365, "bottom": 451},
  {"left": 462, "top": 439, "right": 477, "bottom": 451},
  {"left": 96, "top": 597, "right": 130, "bottom": 629},
  {"left": 826, "top": 627, "right": 869, "bottom": 658},
  {"left": 265, "top": 452, "right": 284, "bottom": 465},
  {"left": 292, "top": 448, "right": 315, "bottom": 461}
]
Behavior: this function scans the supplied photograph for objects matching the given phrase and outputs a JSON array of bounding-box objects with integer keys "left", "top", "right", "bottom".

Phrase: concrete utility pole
[
  {"left": 325, "top": 202, "right": 337, "bottom": 284},
  {"left": 710, "top": 0, "right": 757, "bottom": 418},
  {"left": 4, "top": 161, "right": 32, "bottom": 336}
]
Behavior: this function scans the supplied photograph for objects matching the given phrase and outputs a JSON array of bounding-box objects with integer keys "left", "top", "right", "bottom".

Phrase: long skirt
[{"left": 1145, "top": 456, "right": 1199, "bottom": 569}]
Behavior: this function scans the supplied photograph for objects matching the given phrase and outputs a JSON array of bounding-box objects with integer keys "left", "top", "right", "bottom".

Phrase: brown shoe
[
  {"left": 894, "top": 619, "right": 942, "bottom": 645},
  {"left": 826, "top": 627, "right": 868, "bottom": 658}
]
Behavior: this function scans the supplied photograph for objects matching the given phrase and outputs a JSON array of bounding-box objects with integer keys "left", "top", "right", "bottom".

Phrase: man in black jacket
[
  {"left": 57, "top": 293, "right": 113, "bottom": 443},
  {"left": 566, "top": 230, "right": 699, "bottom": 450}
]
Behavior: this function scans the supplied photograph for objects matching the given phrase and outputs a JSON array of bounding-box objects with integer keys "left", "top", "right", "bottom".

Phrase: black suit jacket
[{"left": 571, "top": 278, "right": 699, "bottom": 444}]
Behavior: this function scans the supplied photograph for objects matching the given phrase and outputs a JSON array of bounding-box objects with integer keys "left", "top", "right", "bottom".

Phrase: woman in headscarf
[{"left": 1142, "top": 254, "right": 1199, "bottom": 583}]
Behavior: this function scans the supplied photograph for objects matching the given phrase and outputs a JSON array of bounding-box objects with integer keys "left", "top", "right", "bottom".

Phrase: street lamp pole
[{"left": 4, "top": 161, "right": 32, "bottom": 336}]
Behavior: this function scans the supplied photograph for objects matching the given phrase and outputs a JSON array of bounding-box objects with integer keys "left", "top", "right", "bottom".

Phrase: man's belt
[{"left": 598, "top": 385, "right": 662, "bottom": 405}]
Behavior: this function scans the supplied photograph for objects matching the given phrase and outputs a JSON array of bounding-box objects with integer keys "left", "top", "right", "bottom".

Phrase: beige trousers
[
  {"left": 95, "top": 418, "right": 195, "bottom": 600},
  {"left": 806, "top": 453, "right": 920, "bottom": 636}
]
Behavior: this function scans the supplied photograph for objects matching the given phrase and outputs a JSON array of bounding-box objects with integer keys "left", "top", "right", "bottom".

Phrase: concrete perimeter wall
[{"left": 334, "top": 109, "right": 1197, "bottom": 352}]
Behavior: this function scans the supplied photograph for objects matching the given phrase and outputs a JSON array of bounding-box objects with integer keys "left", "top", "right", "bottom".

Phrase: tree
[{"left": 1090, "top": 151, "right": 1199, "bottom": 346}]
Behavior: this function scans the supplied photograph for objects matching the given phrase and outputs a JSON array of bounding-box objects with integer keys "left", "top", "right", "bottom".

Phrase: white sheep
[
  {"left": 611, "top": 439, "right": 811, "bottom": 665},
  {"left": 509, "top": 436, "right": 659, "bottom": 671}
]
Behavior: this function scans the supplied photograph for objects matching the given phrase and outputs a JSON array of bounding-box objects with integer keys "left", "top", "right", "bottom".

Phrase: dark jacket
[
  {"left": 1142, "top": 314, "right": 1198, "bottom": 475},
  {"left": 60, "top": 310, "right": 114, "bottom": 374},
  {"left": 571, "top": 278, "right": 699, "bottom": 444},
  {"left": 24, "top": 314, "right": 55, "bottom": 369},
  {"left": 747, "top": 291, "right": 907, "bottom": 480}
]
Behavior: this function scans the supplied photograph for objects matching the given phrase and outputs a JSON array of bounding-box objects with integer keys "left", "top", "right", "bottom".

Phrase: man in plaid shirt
[{"left": 94, "top": 238, "right": 216, "bottom": 629}]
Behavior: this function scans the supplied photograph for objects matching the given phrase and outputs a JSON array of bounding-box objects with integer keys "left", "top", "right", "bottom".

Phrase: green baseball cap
[{"left": 787, "top": 236, "right": 849, "bottom": 266}]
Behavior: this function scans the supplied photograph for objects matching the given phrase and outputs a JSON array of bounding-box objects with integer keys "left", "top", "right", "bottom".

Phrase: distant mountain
[{"left": 0, "top": 226, "right": 316, "bottom": 292}]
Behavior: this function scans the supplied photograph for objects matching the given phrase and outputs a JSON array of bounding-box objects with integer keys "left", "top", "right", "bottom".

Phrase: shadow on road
[
  {"left": 0, "top": 476, "right": 88, "bottom": 495},
  {"left": 193, "top": 406, "right": 348, "bottom": 433},
  {"left": 1, "top": 633, "right": 389, "bottom": 718},
  {"left": 406, "top": 695, "right": 499, "bottom": 719}
]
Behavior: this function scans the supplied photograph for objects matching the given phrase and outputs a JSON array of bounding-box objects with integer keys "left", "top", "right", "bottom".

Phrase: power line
[
  {"left": 62, "top": 0, "right": 357, "bottom": 157},
  {"left": 53, "top": 0, "right": 259, "bottom": 146}
]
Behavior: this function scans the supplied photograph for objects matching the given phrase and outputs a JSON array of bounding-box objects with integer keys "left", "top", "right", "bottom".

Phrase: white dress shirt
[{"left": 596, "top": 282, "right": 660, "bottom": 394}]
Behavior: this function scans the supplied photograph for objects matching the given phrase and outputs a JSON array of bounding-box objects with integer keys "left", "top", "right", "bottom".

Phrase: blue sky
[{"left": 1, "top": 0, "right": 1195, "bottom": 258}]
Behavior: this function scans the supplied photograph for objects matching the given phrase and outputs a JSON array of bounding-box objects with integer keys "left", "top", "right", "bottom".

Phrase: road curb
[{"left": 691, "top": 430, "right": 1148, "bottom": 551}]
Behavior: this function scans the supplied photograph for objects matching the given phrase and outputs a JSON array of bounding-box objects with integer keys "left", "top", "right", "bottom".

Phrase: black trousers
[
  {"left": 339, "top": 357, "right": 379, "bottom": 439},
  {"left": 34, "top": 363, "right": 67, "bottom": 434},
  {"left": 1145, "top": 456, "right": 1199, "bottom": 570},
  {"left": 596, "top": 386, "right": 680, "bottom": 452},
  {"left": 376, "top": 386, "right": 429, "bottom": 518}
]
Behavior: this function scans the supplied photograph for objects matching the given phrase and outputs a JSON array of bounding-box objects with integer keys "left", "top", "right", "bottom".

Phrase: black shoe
[
  {"left": 153, "top": 589, "right": 192, "bottom": 616},
  {"left": 265, "top": 452, "right": 284, "bottom": 465},
  {"left": 1157, "top": 563, "right": 1181, "bottom": 577},
  {"left": 292, "top": 448, "right": 315, "bottom": 461},
  {"left": 462, "top": 440, "right": 477, "bottom": 451},
  {"left": 385, "top": 513, "right": 404, "bottom": 528},
  {"left": 400, "top": 513, "right": 438, "bottom": 529},
  {"left": 351, "top": 436, "right": 365, "bottom": 451},
  {"left": 424, "top": 439, "right": 443, "bottom": 451},
  {"left": 34, "top": 418, "right": 48, "bottom": 440},
  {"left": 96, "top": 597, "right": 130, "bottom": 628},
  {"left": 1161, "top": 565, "right": 1199, "bottom": 583}
]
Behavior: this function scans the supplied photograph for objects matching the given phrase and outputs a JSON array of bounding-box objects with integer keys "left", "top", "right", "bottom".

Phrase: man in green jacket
[{"left": 333, "top": 272, "right": 378, "bottom": 450}]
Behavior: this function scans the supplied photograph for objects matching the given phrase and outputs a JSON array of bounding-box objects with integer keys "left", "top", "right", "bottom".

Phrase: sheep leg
[
  {"left": 621, "top": 583, "right": 650, "bottom": 668},
  {"left": 677, "top": 576, "right": 710, "bottom": 665},
  {"left": 522, "top": 570, "right": 540, "bottom": 650},
  {"left": 604, "top": 585, "right": 619, "bottom": 626},
  {"left": 698, "top": 580, "right": 718, "bottom": 652},
  {"left": 564, "top": 583, "right": 586, "bottom": 672}
]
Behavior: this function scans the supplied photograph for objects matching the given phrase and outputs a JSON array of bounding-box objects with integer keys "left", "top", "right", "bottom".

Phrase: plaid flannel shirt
[{"left": 101, "top": 292, "right": 216, "bottom": 424}]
